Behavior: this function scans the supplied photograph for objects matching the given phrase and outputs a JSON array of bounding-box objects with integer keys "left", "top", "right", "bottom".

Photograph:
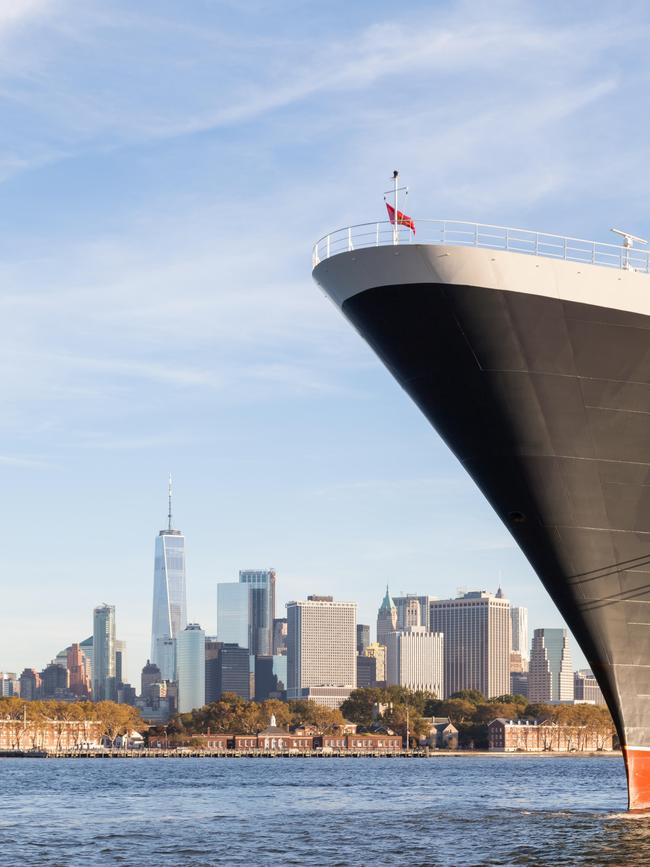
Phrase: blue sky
[{"left": 2, "top": 0, "right": 649, "bottom": 678}]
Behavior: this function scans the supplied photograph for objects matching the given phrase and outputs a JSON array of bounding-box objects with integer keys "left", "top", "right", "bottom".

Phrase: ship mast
[{"left": 384, "top": 170, "right": 408, "bottom": 245}]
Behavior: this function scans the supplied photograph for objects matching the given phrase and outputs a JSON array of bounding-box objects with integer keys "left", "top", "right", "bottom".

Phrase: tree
[
  {"left": 95, "top": 702, "right": 142, "bottom": 747},
  {"left": 449, "top": 690, "right": 485, "bottom": 705},
  {"left": 340, "top": 688, "right": 385, "bottom": 727}
]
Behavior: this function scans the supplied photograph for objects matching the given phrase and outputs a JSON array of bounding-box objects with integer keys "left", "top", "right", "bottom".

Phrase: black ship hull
[{"left": 314, "top": 243, "right": 650, "bottom": 809}]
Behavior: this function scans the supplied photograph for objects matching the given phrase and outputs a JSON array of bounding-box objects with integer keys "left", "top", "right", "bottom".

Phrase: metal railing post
[
  {"left": 376, "top": 223, "right": 380, "bottom": 246},
  {"left": 348, "top": 227, "right": 352, "bottom": 252},
  {"left": 326, "top": 234, "right": 330, "bottom": 258}
]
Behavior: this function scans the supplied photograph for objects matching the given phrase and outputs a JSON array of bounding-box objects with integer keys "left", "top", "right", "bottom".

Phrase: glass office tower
[
  {"left": 217, "top": 583, "right": 250, "bottom": 648},
  {"left": 150, "top": 478, "right": 187, "bottom": 680},
  {"left": 93, "top": 604, "right": 116, "bottom": 701},
  {"left": 239, "top": 569, "right": 276, "bottom": 657}
]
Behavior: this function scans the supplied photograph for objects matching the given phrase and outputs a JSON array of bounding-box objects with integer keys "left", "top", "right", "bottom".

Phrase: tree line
[
  {"left": 341, "top": 687, "right": 615, "bottom": 748},
  {"left": 0, "top": 697, "right": 143, "bottom": 748}
]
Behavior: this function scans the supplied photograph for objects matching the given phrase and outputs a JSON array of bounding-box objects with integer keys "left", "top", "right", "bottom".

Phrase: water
[{"left": 1, "top": 755, "right": 649, "bottom": 865}]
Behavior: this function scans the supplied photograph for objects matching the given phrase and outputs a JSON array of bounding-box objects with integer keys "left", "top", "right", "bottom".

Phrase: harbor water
[{"left": 2, "top": 755, "right": 648, "bottom": 865}]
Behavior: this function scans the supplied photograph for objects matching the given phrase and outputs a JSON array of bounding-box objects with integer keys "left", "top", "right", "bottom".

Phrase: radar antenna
[{"left": 610, "top": 228, "right": 648, "bottom": 271}]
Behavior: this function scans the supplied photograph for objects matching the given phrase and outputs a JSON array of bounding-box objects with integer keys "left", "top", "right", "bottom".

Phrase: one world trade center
[{"left": 150, "top": 476, "right": 187, "bottom": 681}]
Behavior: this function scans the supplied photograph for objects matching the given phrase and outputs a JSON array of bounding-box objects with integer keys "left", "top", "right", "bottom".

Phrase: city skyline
[
  {"left": 1, "top": 2, "right": 633, "bottom": 674},
  {"left": 0, "top": 478, "right": 587, "bottom": 677}
]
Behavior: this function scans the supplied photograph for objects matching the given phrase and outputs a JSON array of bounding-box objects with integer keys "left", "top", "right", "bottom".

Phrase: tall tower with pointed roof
[
  {"left": 150, "top": 476, "right": 187, "bottom": 681},
  {"left": 376, "top": 586, "right": 398, "bottom": 646}
]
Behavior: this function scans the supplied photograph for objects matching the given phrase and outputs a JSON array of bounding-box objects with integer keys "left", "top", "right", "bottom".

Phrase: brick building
[
  {"left": 488, "top": 718, "right": 614, "bottom": 752},
  {"left": 0, "top": 718, "right": 102, "bottom": 752}
]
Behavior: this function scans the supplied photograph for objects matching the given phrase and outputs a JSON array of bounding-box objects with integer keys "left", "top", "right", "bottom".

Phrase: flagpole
[{"left": 393, "top": 170, "right": 399, "bottom": 246}]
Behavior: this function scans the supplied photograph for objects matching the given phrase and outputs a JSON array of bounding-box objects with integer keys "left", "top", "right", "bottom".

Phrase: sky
[{"left": 2, "top": 0, "right": 650, "bottom": 679}]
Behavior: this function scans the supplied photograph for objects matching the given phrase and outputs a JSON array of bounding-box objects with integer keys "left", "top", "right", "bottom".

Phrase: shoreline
[{"left": 0, "top": 749, "right": 623, "bottom": 760}]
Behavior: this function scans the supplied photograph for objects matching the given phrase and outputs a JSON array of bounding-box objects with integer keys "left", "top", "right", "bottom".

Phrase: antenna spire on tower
[{"left": 168, "top": 473, "right": 173, "bottom": 532}]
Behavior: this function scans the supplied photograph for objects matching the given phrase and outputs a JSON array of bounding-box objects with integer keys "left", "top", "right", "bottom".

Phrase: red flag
[{"left": 386, "top": 201, "right": 415, "bottom": 234}]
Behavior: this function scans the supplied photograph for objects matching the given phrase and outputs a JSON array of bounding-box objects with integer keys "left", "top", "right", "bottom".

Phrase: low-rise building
[
  {"left": 421, "top": 717, "right": 459, "bottom": 749},
  {"left": 488, "top": 718, "right": 614, "bottom": 752},
  {"left": 0, "top": 718, "right": 102, "bottom": 752}
]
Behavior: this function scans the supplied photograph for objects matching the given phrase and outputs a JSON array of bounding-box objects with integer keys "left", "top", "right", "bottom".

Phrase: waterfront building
[
  {"left": 356, "top": 624, "right": 370, "bottom": 656},
  {"left": 19, "top": 669, "right": 41, "bottom": 701},
  {"left": 140, "top": 660, "right": 162, "bottom": 702},
  {"left": 393, "top": 595, "right": 433, "bottom": 630},
  {"left": 422, "top": 718, "right": 459, "bottom": 750},
  {"left": 510, "top": 606, "right": 529, "bottom": 662},
  {"left": 150, "top": 477, "right": 187, "bottom": 681},
  {"left": 385, "top": 627, "right": 444, "bottom": 695},
  {"left": 488, "top": 718, "right": 613, "bottom": 752},
  {"left": 67, "top": 644, "right": 92, "bottom": 697},
  {"left": 528, "top": 628, "right": 574, "bottom": 703},
  {"left": 0, "top": 718, "right": 103, "bottom": 752},
  {"left": 356, "top": 654, "right": 377, "bottom": 688},
  {"left": 376, "top": 587, "right": 398, "bottom": 646},
  {"left": 239, "top": 569, "right": 276, "bottom": 657},
  {"left": 429, "top": 590, "right": 511, "bottom": 698},
  {"left": 216, "top": 582, "right": 250, "bottom": 648},
  {"left": 364, "top": 643, "right": 387, "bottom": 685},
  {"left": 574, "top": 669, "right": 606, "bottom": 706},
  {"left": 286, "top": 596, "right": 356, "bottom": 705},
  {"left": 176, "top": 623, "right": 206, "bottom": 713},
  {"left": 93, "top": 603, "right": 116, "bottom": 701}
]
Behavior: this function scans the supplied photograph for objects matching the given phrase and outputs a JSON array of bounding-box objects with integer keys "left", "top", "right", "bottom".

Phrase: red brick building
[
  {"left": 0, "top": 718, "right": 102, "bottom": 751},
  {"left": 316, "top": 734, "right": 402, "bottom": 751},
  {"left": 488, "top": 718, "right": 614, "bottom": 752}
]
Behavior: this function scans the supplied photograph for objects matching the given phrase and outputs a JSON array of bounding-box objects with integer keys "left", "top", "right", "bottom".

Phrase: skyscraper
[
  {"left": 151, "top": 477, "right": 187, "bottom": 681},
  {"left": 574, "top": 669, "right": 606, "bottom": 706},
  {"left": 356, "top": 624, "right": 370, "bottom": 656},
  {"left": 364, "top": 643, "right": 387, "bottom": 685},
  {"left": 67, "top": 643, "right": 91, "bottom": 697},
  {"left": 115, "top": 640, "right": 127, "bottom": 685},
  {"left": 19, "top": 669, "right": 41, "bottom": 701},
  {"left": 429, "top": 590, "right": 511, "bottom": 698},
  {"left": 510, "top": 606, "right": 529, "bottom": 661},
  {"left": 385, "top": 627, "right": 444, "bottom": 695},
  {"left": 272, "top": 618, "right": 288, "bottom": 656},
  {"left": 376, "top": 587, "right": 397, "bottom": 646},
  {"left": 177, "top": 623, "right": 206, "bottom": 713},
  {"left": 393, "top": 595, "right": 433, "bottom": 630},
  {"left": 286, "top": 596, "right": 356, "bottom": 703},
  {"left": 93, "top": 603, "right": 116, "bottom": 701},
  {"left": 239, "top": 569, "right": 276, "bottom": 656},
  {"left": 528, "top": 628, "right": 574, "bottom": 703},
  {"left": 217, "top": 583, "right": 250, "bottom": 648}
]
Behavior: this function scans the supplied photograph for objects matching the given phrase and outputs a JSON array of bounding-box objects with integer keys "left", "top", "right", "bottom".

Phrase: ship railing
[{"left": 311, "top": 220, "right": 650, "bottom": 273}]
